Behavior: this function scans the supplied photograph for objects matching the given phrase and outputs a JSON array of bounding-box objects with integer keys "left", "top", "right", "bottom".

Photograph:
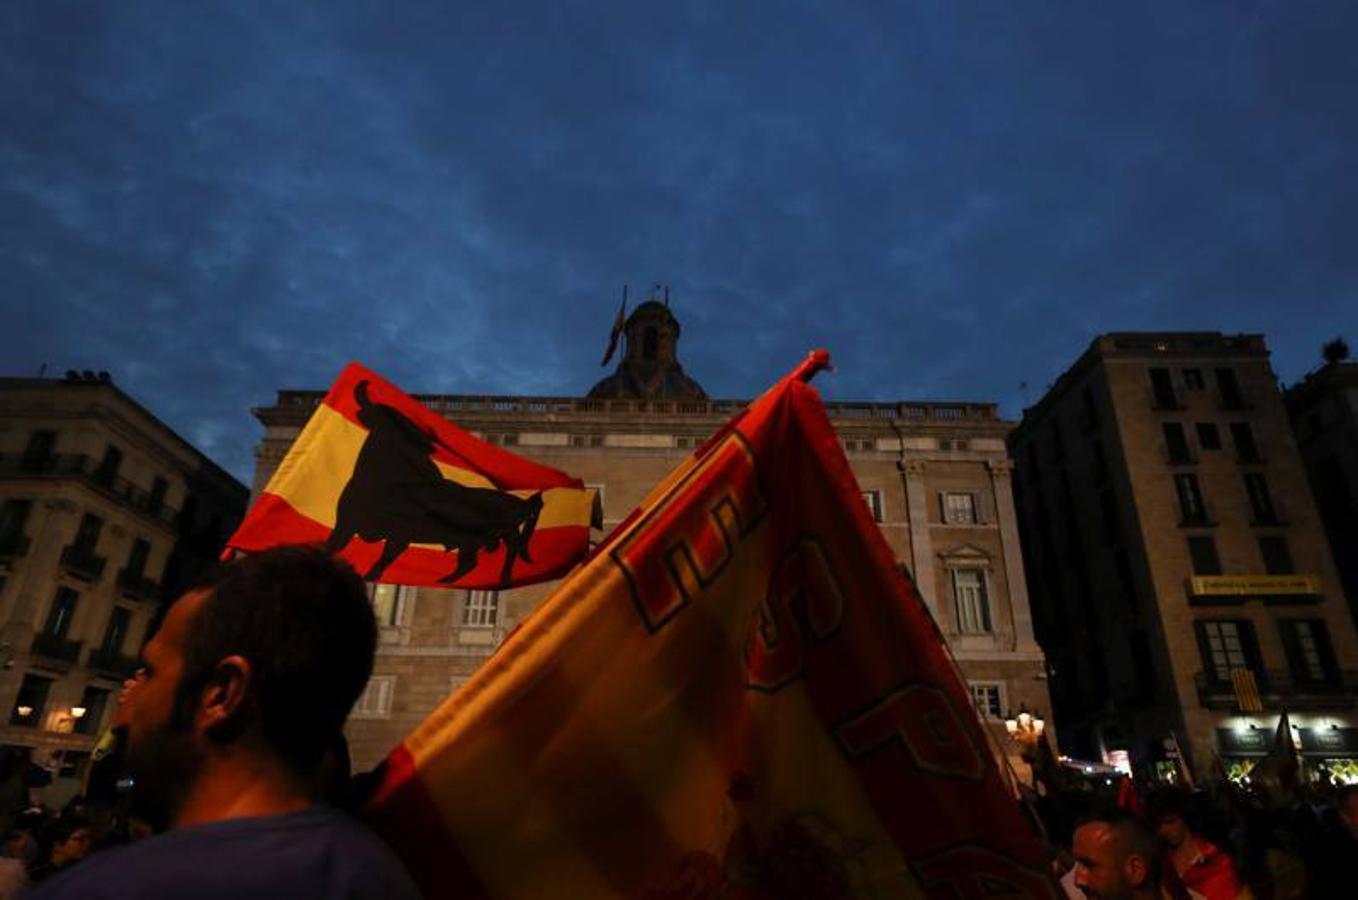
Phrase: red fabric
[
  {"left": 364, "top": 356, "right": 1059, "bottom": 897},
  {"left": 1179, "top": 840, "right": 1245, "bottom": 900}
]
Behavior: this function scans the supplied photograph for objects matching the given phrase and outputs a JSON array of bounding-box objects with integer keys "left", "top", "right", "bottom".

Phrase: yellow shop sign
[{"left": 1187, "top": 574, "right": 1322, "bottom": 596}]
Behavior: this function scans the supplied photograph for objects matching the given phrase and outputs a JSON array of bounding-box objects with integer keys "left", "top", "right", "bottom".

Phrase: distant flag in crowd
[
  {"left": 1249, "top": 710, "right": 1301, "bottom": 805},
  {"left": 1230, "top": 669, "right": 1264, "bottom": 713},
  {"left": 1115, "top": 775, "right": 1144, "bottom": 817},
  {"left": 225, "top": 363, "right": 595, "bottom": 590},
  {"left": 600, "top": 288, "right": 627, "bottom": 366},
  {"left": 363, "top": 351, "right": 1059, "bottom": 899}
]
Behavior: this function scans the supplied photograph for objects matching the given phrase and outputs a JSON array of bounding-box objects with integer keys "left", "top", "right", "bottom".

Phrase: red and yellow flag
[
  {"left": 226, "top": 363, "right": 594, "bottom": 589},
  {"left": 364, "top": 352, "right": 1057, "bottom": 898}
]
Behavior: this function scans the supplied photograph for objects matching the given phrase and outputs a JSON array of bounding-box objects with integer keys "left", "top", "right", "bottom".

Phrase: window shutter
[
  {"left": 1193, "top": 621, "right": 1214, "bottom": 678},
  {"left": 1311, "top": 619, "right": 1339, "bottom": 681}
]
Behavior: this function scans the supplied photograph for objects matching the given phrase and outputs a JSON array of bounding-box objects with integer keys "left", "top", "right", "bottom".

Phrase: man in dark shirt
[{"left": 31, "top": 545, "right": 419, "bottom": 899}]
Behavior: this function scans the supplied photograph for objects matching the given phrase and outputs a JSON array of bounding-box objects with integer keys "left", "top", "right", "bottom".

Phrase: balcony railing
[
  {"left": 1195, "top": 669, "right": 1358, "bottom": 711},
  {"left": 31, "top": 632, "right": 82, "bottom": 667},
  {"left": 0, "top": 453, "right": 179, "bottom": 527},
  {"left": 59, "top": 545, "right": 106, "bottom": 582},
  {"left": 117, "top": 568, "right": 161, "bottom": 603},
  {"left": 0, "top": 533, "right": 31, "bottom": 560},
  {"left": 87, "top": 646, "right": 140, "bottom": 680}
]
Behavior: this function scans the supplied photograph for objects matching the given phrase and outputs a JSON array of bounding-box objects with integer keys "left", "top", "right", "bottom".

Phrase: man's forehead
[{"left": 153, "top": 589, "right": 211, "bottom": 645}]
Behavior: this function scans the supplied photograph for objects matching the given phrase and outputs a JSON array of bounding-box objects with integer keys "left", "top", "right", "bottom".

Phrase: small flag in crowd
[
  {"left": 225, "top": 363, "right": 595, "bottom": 590},
  {"left": 363, "top": 351, "right": 1058, "bottom": 899}
]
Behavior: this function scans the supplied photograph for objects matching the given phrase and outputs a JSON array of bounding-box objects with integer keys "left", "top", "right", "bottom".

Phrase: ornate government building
[{"left": 250, "top": 302, "right": 1053, "bottom": 776}]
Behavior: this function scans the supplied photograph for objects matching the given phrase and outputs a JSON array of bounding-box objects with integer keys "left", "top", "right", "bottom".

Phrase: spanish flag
[
  {"left": 364, "top": 352, "right": 1058, "bottom": 898},
  {"left": 225, "top": 363, "right": 594, "bottom": 589}
]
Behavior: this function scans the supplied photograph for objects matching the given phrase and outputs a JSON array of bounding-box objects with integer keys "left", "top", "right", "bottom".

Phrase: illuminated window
[
  {"left": 861, "top": 491, "right": 883, "bottom": 522},
  {"left": 969, "top": 682, "right": 1003, "bottom": 718},
  {"left": 368, "top": 583, "right": 408, "bottom": 628},
  {"left": 463, "top": 590, "right": 499, "bottom": 628},
  {"left": 943, "top": 492, "right": 977, "bottom": 525},
  {"left": 352, "top": 675, "right": 395, "bottom": 719},
  {"left": 952, "top": 570, "right": 992, "bottom": 634}
]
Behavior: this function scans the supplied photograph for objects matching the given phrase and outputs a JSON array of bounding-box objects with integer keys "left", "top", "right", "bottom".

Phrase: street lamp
[
  {"left": 14, "top": 705, "right": 32, "bottom": 718},
  {"left": 70, "top": 706, "right": 86, "bottom": 719}
]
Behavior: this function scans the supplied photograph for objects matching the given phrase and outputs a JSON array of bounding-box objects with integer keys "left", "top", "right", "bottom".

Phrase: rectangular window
[
  {"left": 1162, "top": 422, "right": 1192, "bottom": 463},
  {"left": 1149, "top": 368, "right": 1178, "bottom": 409},
  {"left": 351, "top": 675, "right": 395, "bottom": 719},
  {"left": 1079, "top": 388, "right": 1100, "bottom": 432},
  {"left": 20, "top": 430, "right": 57, "bottom": 470},
  {"left": 952, "top": 570, "right": 992, "bottom": 634},
  {"left": 93, "top": 445, "right": 123, "bottom": 486},
  {"left": 1196, "top": 423, "right": 1221, "bottom": 450},
  {"left": 1244, "top": 473, "right": 1277, "bottom": 523},
  {"left": 10, "top": 674, "right": 52, "bottom": 726},
  {"left": 1130, "top": 631, "right": 1157, "bottom": 701},
  {"left": 0, "top": 500, "right": 33, "bottom": 542},
  {"left": 1188, "top": 537, "right": 1222, "bottom": 576},
  {"left": 147, "top": 477, "right": 169, "bottom": 514},
  {"left": 100, "top": 607, "right": 131, "bottom": 653},
  {"left": 1115, "top": 551, "right": 1139, "bottom": 610},
  {"left": 73, "top": 513, "right": 103, "bottom": 553},
  {"left": 943, "top": 492, "right": 977, "bottom": 525},
  {"left": 1197, "top": 620, "right": 1255, "bottom": 681},
  {"left": 1090, "top": 440, "right": 1109, "bottom": 483},
  {"left": 74, "top": 686, "right": 110, "bottom": 736},
  {"left": 368, "top": 584, "right": 406, "bottom": 628},
  {"left": 1216, "top": 368, "right": 1246, "bottom": 409},
  {"left": 44, "top": 587, "right": 79, "bottom": 639},
  {"left": 861, "top": 491, "right": 883, "bottom": 523},
  {"left": 1280, "top": 619, "right": 1336, "bottom": 684},
  {"left": 1231, "top": 423, "right": 1260, "bottom": 462},
  {"left": 1100, "top": 489, "right": 1122, "bottom": 543},
  {"left": 1175, "top": 474, "right": 1208, "bottom": 524},
  {"left": 462, "top": 590, "right": 499, "bottom": 628},
  {"left": 1258, "top": 536, "right": 1295, "bottom": 575},
  {"left": 125, "top": 539, "right": 150, "bottom": 579},
  {"left": 969, "top": 683, "right": 1003, "bottom": 718},
  {"left": 1183, "top": 369, "right": 1205, "bottom": 391}
]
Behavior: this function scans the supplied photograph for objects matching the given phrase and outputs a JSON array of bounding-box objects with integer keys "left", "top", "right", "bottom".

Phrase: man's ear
[
  {"left": 196, "top": 655, "right": 253, "bottom": 736},
  {"left": 1123, "top": 853, "right": 1148, "bottom": 888}
]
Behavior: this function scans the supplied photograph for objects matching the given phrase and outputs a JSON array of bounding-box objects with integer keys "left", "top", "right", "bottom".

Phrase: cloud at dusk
[{"left": 3, "top": 1, "right": 1356, "bottom": 481}]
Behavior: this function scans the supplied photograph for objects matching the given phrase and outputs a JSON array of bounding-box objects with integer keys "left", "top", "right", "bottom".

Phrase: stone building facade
[
  {"left": 1286, "top": 360, "right": 1358, "bottom": 633},
  {"left": 1010, "top": 334, "right": 1358, "bottom": 780},
  {"left": 251, "top": 304, "right": 1052, "bottom": 775},
  {"left": 0, "top": 372, "right": 247, "bottom": 802}
]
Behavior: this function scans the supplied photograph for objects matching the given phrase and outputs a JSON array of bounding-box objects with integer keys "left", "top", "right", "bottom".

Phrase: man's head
[
  {"left": 45, "top": 816, "right": 93, "bottom": 867},
  {"left": 123, "top": 545, "right": 377, "bottom": 828},
  {"left": 1072, "top": 812, "right": 1160, "bottom": 899},
  {"left": 1144, "top": 788, "right": 1195, "bottom": 849}
]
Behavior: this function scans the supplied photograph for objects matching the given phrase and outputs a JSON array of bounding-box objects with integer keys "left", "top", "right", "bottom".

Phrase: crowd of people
[
  {"left": 1040, "top": 772, "right": 1358, "bottom": 898},
  {"left": 0, "top": 544, "right": 1353, "bottom": 898}
]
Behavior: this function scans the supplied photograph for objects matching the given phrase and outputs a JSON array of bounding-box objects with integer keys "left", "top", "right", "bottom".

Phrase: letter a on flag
[
  {"left": 363, "top": 351, "right": 1058, "bottom": 898},
  {"left": 225, "top": 363, "right": 595, "bottom": 589}
]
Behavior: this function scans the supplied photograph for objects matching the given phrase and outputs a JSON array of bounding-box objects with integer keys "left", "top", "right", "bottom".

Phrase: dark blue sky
[{"left": 3, "top": 2, "right": 1355, "bottom": 483}]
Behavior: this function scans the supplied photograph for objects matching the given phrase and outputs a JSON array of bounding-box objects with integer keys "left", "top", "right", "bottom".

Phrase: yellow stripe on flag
[{"left": 263, "top": 403, "right": 591, "bottom": 536}]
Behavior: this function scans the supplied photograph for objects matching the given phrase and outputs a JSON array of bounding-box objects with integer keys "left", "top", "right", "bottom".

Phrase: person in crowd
[
  {"left": 29, "top": 545, "right": 419, "bottom": 899},
  {"left": 1145, "top": 790, "right": 1248, "bottom": 900},
  {"left": 1307, "top": 783, "right": 1358, "bottom": 899},
  {"left": 1070, "top": 810, "right": 1164, "bottom": 899},
  {"left": 28, "top": 815, "right": 92, "bottom": 883},
  {"left": 0, "top": 829, "right": 31, "bottom": 899}
]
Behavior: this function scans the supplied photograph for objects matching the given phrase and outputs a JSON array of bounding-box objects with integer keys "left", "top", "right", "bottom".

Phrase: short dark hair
[
  {"left": 172, "top": 545, "right": 377, "bottom": 774},
  {"left": 1076, "top": 809, "right": 1161, "bottom": 884}
]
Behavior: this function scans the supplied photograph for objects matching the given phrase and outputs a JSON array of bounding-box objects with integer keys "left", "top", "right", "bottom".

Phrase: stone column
[
  {"left": 988, "top": 459, "right": 1039, "bottom": 652},
  {"left": 902, "top": 459, "right": 937, "bottom": 617}
]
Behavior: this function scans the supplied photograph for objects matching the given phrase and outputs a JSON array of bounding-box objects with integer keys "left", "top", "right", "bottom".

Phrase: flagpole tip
[{"left": 793, "top": 349, "right": 833, "bottom": 383}]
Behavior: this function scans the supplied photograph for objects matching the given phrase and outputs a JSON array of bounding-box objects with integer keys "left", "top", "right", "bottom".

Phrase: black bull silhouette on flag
[{"left": 325, "top": 381, "right": 544, "bottom": 586}]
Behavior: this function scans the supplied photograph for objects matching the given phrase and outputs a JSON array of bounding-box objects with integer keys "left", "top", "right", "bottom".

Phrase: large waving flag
[
  {"left": 226, "top": 363, "right": 595, "bottom": 589},
  {"left": 364, "top": 351, "right": 1057, "bottom": 898}
]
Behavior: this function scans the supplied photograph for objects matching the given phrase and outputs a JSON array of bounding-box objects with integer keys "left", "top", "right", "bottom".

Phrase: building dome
[{"left": 587, "top": 300, "right": 707, "bottom": 400}]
